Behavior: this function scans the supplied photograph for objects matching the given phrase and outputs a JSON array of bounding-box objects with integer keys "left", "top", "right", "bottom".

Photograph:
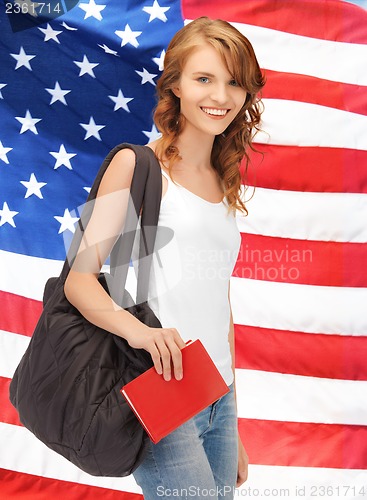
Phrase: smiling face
[{"left": 172, "top": 43, "right": 248, "bottom": 139}]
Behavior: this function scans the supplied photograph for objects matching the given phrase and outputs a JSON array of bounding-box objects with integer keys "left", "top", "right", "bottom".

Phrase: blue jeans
[{"left": 133, "top": 384, "right": 238, "bottom": 499}]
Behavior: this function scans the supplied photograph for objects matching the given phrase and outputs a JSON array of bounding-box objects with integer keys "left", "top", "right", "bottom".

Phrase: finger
[
  {"left": 155, "top": 339, "right": 172, "bottom": 381},
  {"left": 164, "top": 337, "right": 183, "bottom": 380},
  {"left": 236, "top": 467, "right": 248, "bottom": 487},
  {"left": 236, "top": 475, "right": 246, "bottom": 488},
  {"left": 243, "top": 468, "right": 249, "bottom": 482},
  {"left": 149, "top": 344, "right": 163, "bottom": 376},
  {"left": 172, "top": 329, "right": 186, "bottom": 349}
]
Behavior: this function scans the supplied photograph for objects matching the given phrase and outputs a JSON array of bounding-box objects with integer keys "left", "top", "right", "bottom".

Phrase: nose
[{"left": 210, "top": 83, "right": 229, "bottom": 105}]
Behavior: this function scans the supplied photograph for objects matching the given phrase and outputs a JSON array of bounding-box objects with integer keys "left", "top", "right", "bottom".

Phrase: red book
[{"left": 120, "top": 339, "right": 230, "bottom": 443}]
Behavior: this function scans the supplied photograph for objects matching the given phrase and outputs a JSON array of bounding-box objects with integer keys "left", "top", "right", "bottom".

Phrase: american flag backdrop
[{"left": 1, "top": 0, "right": 367, "bottom": 498}]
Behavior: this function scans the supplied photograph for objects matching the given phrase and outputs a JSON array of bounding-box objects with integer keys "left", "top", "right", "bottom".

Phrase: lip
[{"left": 200, "top": 107, "right": 230, "bottom": 119}]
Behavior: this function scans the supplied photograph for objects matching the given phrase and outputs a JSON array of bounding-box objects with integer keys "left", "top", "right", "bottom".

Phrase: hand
[
  {"left": 236, "top": 433, "right": 249, "bottom": 487},
  {"left": 125, "top": 326, "right": 186, "bottom": 381}
]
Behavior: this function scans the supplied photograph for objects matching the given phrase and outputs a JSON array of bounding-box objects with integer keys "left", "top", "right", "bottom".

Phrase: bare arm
[
  {"left": 64, "top": 148, "right": 185, "bottom": 380},
  {"left": 228, "top": 282, "right": 249, "bottom": 486}
]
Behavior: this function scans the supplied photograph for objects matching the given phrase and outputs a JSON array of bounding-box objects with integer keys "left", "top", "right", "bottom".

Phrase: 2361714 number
[{"left": 5, "top": 2, "right": 62, "bottom": 15}]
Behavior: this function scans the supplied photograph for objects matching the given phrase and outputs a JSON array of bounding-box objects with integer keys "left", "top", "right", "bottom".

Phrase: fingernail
[
  {"left": 164, "top": 374, "right": 171, "bottom": 381},
  {"left": 177, "top": 372, "right": 183, "bottom": 380}
]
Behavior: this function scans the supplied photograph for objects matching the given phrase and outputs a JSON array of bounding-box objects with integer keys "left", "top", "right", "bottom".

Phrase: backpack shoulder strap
[
  {"left": 109, "top": 144, "right": 162, "bottom": 306},
  {"left": 60, "top": 143, "right": 162, "bottom": 289}
]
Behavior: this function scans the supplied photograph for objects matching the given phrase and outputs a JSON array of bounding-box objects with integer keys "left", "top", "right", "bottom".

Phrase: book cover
[{"left": 120, "top": 339, "right": 230, "bottom": 443}]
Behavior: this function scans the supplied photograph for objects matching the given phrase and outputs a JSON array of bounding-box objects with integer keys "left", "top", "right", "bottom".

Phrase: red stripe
[
  {"left": 182, "top": 0, "right": 367, "bottom": 43},
  {"left": 0, "top": 377, "right": 21, "bottom": 426},
  {"left": 1, "top": 423, "right": 365, "bottom": 483},
  {"left": 263, "top": 70, "right": 367, "bottom": 116},
  {"left": 0, "top": 291, "right": 41, "bottom": 337},
  {"left": 235, "top": 325, "right": 367, "bottom": 381},
  {"left": 239, "top": 418, "right": 367, "bottom": 469},
  {"left": 244, "top": 144, "right": 367, "bottom": 194},
  {"left": 234, "top": 233, "right": 367, "bottom": 287},
  {"left": 0, "top": 469, "right": 142, "bottom": 500},
  {"left": 1, "top": 423, "right": 366, "bottom": 480}
]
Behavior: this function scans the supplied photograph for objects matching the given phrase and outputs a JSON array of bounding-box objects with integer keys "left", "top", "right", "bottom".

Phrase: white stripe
[
  {"left": 0, "top": 330, "right": 30, "bottom": 379},
  {"left": 236, "top": 369, "right": 367, "bottom": 425},
  {"left": 0, "top": 250, "right": 63, "bottom": 300},
  {"left": 237, "top": 188, "right": 367, "bottom": 243},
  {"left": 255, "top": 99, "right": 367, "bottom": 151},
  {"left": 232, "top": 21, "right": 367, "bottom": 86},
  {"left": 0, "top": 249, "right": 136, "bottom": 300},
  {"left": 243, "top": 464, "right": 367, "bottom": 500},
  {"left": 230, "top": 277, "right": 367, "bottom": 336},
  {"left": 1, "top": 423, "right": 366, "bottom": 499},
  {"left": 0, "top": 423, "right": 141, "bottom": 493}
]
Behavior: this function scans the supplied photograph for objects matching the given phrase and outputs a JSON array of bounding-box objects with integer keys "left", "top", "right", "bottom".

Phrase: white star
[
  {"left": 54, "top": 208, "right": 79, "bottom": 234},
  {"left": 79, "top": 0, "right": 106, "bottom": 20},
  {"left": 143, "top": 124, "right": 161, "bottom": 143},
  {"left": 73, "top": 55, "right": 99, "bottom": 78},
  {"left": 108, "top": 89, "right": 133, "bottom": 112},
  {"left": 80, "top": 117, "right": 105, "bottom": 141},
  {"left": 20, "top": 173, "right": 47, "bottom": 199},
  {"left": 0, "top": 140, "right": 12, "bottom": 164},
  {"left": 153, "top": 50, "right": 165, "bottom": 71},
  {"left": 143, "top": 0, "right": 169, "bottom": 22},
  {"left": 10, "top": 46, "right": 36, "bottom": 71},
  {"left": 15, "top": 110, "right": 41, "bottom": 135},
  {"left": 135, "top": 67, "right": 157, "bottom": 86},
  {"left": 62, "top": 22, "right": 78, "bottom": 31},
  {"left": 38, "top": 24, "right": 63, "bottom": 44},
  {"left": 50, "top": 144, "right": 76, "bottom": 170},
  {"left": 45, "top": 81, "right": 71, "bottom": 105},
  {"left": 0, "top": 202, "right": 18, "bottom": 228},
  {"left": 84, "top": 186, "right": 91, "bottom": 193},
  {"left": 98, "top": 44, "right": 119, "bottom": 56},
  {"left": 115, "top": 24, "right": 142, "bottom": 48},
  {"left": 0, "top": 83, "right": 7, "bottom": 99}
]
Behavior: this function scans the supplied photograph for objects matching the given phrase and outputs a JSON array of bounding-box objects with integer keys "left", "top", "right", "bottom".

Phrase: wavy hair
[{"left": 153, "top": 16, "right": 265, "bottom": 214}]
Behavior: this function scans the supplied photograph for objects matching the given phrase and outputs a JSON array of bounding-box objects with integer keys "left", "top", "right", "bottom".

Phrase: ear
[{"left": 171, "top": 86, "right": 181, "bottom": 98}]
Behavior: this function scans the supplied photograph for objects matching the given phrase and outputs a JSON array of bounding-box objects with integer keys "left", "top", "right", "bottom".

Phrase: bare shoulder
[
  {"left": 146, "top": 141, "right": 168, "bottom": 197},
  {"left": 97, "top": 147, "right": 136, "bottom": 197},
  {"left": 146, "top": 140, "right": 159, "bottom": 153}
]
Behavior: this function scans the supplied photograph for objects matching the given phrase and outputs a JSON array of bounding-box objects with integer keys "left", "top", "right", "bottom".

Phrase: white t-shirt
[{"left": 133, "top": 168, "right": 241, "bottom": 386}]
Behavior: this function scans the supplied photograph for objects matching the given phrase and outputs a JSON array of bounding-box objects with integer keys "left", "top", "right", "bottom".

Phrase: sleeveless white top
[{"left": 133, "top": 168, "right": 241, "bottom": 386}]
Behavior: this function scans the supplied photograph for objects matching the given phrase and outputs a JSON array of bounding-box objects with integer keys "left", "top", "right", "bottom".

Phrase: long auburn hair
[{"left": 153, "top": 17, "right": 265, "bottom": 214}]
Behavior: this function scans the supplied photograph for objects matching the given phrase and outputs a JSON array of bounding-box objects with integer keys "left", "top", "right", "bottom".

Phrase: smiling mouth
[{"left": 201, "top": 107, "right": 229, "bottom": 117}]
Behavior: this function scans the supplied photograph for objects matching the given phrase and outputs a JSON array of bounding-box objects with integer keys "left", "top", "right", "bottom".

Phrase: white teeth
[{"left": 201, "top": 107, "right": 228, "bottom": 116}]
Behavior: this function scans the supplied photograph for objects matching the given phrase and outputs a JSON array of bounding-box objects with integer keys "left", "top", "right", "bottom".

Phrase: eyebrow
[{"left": 192, "top": 72, "right": 216, "bottom": 77}]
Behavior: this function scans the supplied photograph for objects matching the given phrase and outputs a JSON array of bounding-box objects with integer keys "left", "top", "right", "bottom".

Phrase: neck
[{"left": 173, "top": 126, "right": 215, "bottom": 171}]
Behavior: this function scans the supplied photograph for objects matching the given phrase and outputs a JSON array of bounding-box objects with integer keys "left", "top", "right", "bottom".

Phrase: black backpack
[{"left": 9, "top": 144, "right": 163, "bottom": 476}]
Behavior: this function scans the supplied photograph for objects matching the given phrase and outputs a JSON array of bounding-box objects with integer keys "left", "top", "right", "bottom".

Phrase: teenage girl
[{"left": 65, "top": 16, "right": 265, "bottom": 499}]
